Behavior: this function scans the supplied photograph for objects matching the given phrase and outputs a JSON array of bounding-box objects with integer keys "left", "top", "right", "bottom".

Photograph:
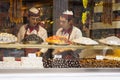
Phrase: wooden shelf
[
  {"left": 93, "top": 3, "right": 120, "bottom": 30},
  {"left": 94, "top": 3, "right": 120, "bottom": 13},
  {"left": 91, "top": 21, "right": 120, "bottom": 30}
]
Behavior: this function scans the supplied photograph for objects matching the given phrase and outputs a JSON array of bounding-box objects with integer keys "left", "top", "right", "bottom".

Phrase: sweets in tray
[
  {"left": 99, "top": 36, "right": 120, "bottom": 46},
  {"left": 46, "top": 35, "right": 71, "bottom": 45},
  {"left": 72, "top": 37, "right": 99, "bottom": 45},
  {"left": 0, "top": 33, "right": 17, "bottom": 43}
]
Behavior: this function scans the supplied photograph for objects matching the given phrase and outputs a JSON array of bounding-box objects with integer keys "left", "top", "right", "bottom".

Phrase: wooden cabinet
[{"left": 91, "top": 3, "right": 120, "bottom": 39}]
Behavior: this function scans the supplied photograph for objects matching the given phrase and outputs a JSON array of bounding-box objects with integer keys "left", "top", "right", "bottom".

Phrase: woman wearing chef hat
[
  {"left": 56, "top": 10, "right": 82, "bottom": 41},
  {"left": 17, "top": 7, "right": 48, "bottom": 56}
]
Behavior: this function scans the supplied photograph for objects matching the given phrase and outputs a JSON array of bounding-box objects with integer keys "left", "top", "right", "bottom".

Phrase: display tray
[
  {"left": 48, "top": 42, "right": 70, "bottom": 45},
  {"left": 43, "top": 58, "right": 120, "bottom": 68},
  {"left": 98, "top": 36, "right": 120, "bottom": 46},
  {"left": 22, "top": 41, "right": 40, "bottom": 44},
  {"left": 72, "top": 38, "right": 99, "bottom": 46},
  {"left": 73, "top": 43, "right": 99, "bottom": 46},
  {"left": 0, "top": 42, "right": 16, "bottom": 44},
  {"left": 99, "top": 40, "right": 120, "bottom": 46},
  {"left": 52, "top": 43, "right": 69, "bottom": 45}
]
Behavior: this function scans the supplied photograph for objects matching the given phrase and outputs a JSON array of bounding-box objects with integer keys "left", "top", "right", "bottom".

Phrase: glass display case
[{"left": 0, "top": 0, "right": 120, "bottom": 80}]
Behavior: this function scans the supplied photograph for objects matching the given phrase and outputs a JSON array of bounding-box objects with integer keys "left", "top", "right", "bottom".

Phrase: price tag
[
  {"left": 28, "top": 53, "right": 36, "bottom": 58},
  {"left": 96, "top": 55, "right": 104, "bottom": 60},
  {"left": 54, "top": 55, "right": 62, "bottom": 59}
]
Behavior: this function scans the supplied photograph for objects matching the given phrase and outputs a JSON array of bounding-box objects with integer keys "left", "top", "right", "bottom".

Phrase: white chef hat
[
  {"left": 28, "top": 7, "right": 40, "bottom": 17},
  {"left": 61, "top": 10, "right": 73, "bottom": 21},
  {"left": 63, "top": 10, "right": 73, "bottom": 15}
]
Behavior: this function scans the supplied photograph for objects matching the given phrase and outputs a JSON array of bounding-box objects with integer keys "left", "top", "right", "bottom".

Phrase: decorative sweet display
[
  {"left": 2, "top": 57, "right": 21, "bottom": 69},
  {"left": 1, "top": 0, "right": 120, "bottom": 70},
  {"left": 22, "top": 34, "right": 43, "bottom": 44},
  {"left": 99, "top": 36, "right": 120, "bottom": 46},
  {"left": 0, "top": 33, "right": 17, "bottom": 43},
  {"left": 1, "top": 56, "right": 120, "bottom": 68},
  {"left": 0, "top": 62, "right": 3, "bottom": 68},
  {"left": 52, "top": 58, "right": 80, "bottom": 68},
  {"left": 46, "top": 35, "right": 71, "bottom": 45},
  {"left": 21, "top": 57, "right": 43, "bottom": 68},
  {"left": 0, "top": 57, "right": 43, "bottom": 69},
  {"left": 3, "top": 57, "right": 15, "bottom": 62},
  {"left": 43, "top": 58, "right": 80, "bottom": 68},
  {"left": 72, "top": 37, "right": 99, "bottom": 45},
  {"left": 80, "top": 58, "right": 120, "bottom": 68}
]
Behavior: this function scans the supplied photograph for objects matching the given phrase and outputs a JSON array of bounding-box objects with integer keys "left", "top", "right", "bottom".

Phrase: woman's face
[{"left": 29, "top": 16, "right": 40, "bottom": 27}]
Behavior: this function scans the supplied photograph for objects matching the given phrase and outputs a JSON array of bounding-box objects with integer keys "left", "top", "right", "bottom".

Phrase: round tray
[{"left": 23, "top": 41, "right": 40, "bottom": 44}]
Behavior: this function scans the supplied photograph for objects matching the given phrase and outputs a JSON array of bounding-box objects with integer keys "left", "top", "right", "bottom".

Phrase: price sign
[
  {"left": 54, "top": 55, "right": 62, "bottom": 59},
  {"left": 28, "top": 53, "right": 36, "bottom": 58}
]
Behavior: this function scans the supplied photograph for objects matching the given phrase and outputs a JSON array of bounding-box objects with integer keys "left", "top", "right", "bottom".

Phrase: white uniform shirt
[
  {"left": 17, "top": 24, "right": 48, "bottom": 53},
  {"left": 56, "top": 26, "right": 82, "bottom": 41}
]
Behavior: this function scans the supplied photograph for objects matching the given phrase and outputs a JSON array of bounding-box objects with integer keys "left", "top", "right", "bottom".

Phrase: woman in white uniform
[
  {"left": 17, "top": 7, "right": 48, "bottom": 56},
  {"left": 56, "top": 10, "right": 82, "bottom": 41}
]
